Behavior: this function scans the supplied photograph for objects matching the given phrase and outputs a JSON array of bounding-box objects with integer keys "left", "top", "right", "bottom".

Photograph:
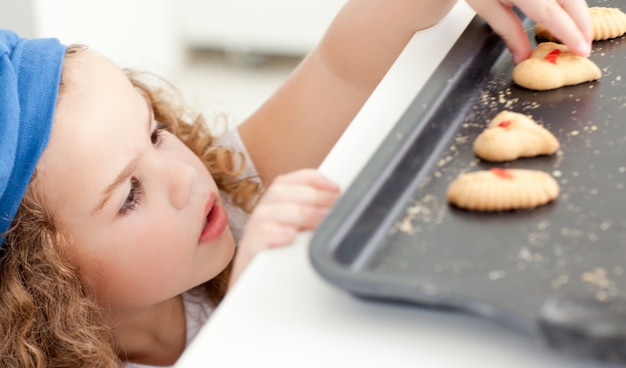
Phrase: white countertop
[{"left": 177, "top": 3, "right": 620, "bottom": 367}]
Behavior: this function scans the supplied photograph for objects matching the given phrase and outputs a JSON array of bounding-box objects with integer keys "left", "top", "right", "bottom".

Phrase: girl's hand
[
  {"left": 229, "top": 169, "right": 340, "bottom": 287},
  {"left": 466, "top": 0, "right": 593, "bottom": 64}
]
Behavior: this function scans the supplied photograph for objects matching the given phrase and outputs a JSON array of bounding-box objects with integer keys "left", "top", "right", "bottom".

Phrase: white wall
[
  {"left": 18, "top": 0, "right": 345, "bottom": 78},
  {"left": 180, "top": 0, "right": 345, "bottom": 56},
  {"left": 32, "top": 0, "right": 184, "bottom": 78},
  {"left": 0, "top": 0, "right": 36, "bottom": 37}
]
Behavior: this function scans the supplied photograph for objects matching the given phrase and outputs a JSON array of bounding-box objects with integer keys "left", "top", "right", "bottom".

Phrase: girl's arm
[
  {"left": 231, "top": 0, "right": 452, "bottom": 286},
  {"left": 238, "top": 0, "right": 457, "bottom": 185}
]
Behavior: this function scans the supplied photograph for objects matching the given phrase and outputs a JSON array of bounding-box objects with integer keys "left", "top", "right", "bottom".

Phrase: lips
[{"left": 199, "top": 196, "right": 228, "bottom": 244}]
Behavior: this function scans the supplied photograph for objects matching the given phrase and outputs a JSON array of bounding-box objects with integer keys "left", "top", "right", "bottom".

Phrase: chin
[{"left": 206, "top": 241, "right": 236, "bottom": 281}]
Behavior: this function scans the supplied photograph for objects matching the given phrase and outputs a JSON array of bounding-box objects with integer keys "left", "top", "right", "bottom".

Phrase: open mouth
[
  {"left": 199, "top": 201, "right": 228, "bottom": 244},
  {"left": 205, "top": 205, "right": 216, "bottom": 226}
]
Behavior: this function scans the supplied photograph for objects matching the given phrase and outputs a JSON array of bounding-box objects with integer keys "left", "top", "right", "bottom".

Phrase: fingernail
[
  {"left": 317, "top": 207, "right": 330, "bottom": 218},
  {"left": 512, "top": 50, "right": 530, "bottom": 65},
  {"left": 280, "top": 225, "right": 297, "bottom": 237},
  {"left": 326, "top": 180, "right": 341, "bottom": 192},
  {"left": 579, "top": 41, "right": 592, "bottom": 56}
]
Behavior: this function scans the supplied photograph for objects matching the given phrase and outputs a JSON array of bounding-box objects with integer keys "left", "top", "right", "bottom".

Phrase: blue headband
[{"left": 0, "top": 29, "right": 66, "bottom": 245}]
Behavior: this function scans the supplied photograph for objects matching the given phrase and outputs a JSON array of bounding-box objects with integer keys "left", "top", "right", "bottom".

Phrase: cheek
[
  {"left": 71, "top": 218, "right": 192, "bottom": 304},
  {"left": 73, "top": 234, "right": 188, "bottom": 309}
]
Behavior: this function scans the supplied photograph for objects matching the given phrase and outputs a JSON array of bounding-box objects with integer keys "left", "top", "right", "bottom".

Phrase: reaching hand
[
  {"left": 229, "top": 169, "right": 340, "bottom": 287},
  {"left": 466, "top": 0, "right": 593, "bottom": 64}
]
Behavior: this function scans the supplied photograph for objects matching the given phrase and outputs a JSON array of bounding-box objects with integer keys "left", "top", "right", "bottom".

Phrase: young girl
[{"left": 0, "top": 0, "right": 591, "bottom": 366}]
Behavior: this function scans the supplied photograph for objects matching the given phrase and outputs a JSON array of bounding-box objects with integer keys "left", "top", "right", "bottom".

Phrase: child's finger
[
  {"left": 467, "top": 0, "right": 531, "bottom": 63},
  {"left": 557, "top": 0, "right": 593, "bottom": 43},
  {"left": 272, "top": 168, "right": 340, "bottom": 191},
  {"left": 253, "top": 202, "right": 331, "bottom": 230},
  {"left": 249, "top": 222, "right": 299, "bottom": 248},
  {"left": 262, "top": 182, "right": 340, "bottom": 207},
  {"left": 516, "top": 0, "right": 591, "bottom": 56}
]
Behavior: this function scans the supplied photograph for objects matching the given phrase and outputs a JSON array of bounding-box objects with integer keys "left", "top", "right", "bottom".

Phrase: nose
[{"left": 167, "top": 161, "right": 196, "bottom": 210}]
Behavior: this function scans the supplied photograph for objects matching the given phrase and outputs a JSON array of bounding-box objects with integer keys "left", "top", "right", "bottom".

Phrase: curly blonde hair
[{"left": 0, "top": 46, "right": 261, "bottom": 367}]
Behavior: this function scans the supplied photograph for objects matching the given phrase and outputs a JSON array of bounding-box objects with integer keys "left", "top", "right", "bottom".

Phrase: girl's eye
[
  {"left": 150, "top": 122, "right": 171, "bottom": 146},
  {"left": 119, "top": 177, "right": 143, "bottom": 215}
]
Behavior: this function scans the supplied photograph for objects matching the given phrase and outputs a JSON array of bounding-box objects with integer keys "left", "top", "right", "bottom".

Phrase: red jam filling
[
  {"left": 497, "top": 120, "right": 512, "bottom": 128},
  {"left": 544, "top": 49, "right": 561, "bottom": 64},
  {"left": 490, "top": 168, "right": 514, "bottom": 179}
]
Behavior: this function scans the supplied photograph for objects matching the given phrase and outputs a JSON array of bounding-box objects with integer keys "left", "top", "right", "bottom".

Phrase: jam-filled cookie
[
  {"left": 473, "top": 110, "right": 559, "bottom": 162},
  {"left": 536, "top": 7, "right": 626, "bottom": 42},
  {"left": 512, "top": 42, "right": 601, "bottom": 90},
  {"left": 447, "top": 168, "right": 559, "bottom": 212}
]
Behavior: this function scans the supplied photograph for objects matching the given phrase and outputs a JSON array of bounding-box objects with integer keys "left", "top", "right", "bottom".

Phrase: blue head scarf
[{"left": 0, "top": 29, "right": 66, "bottom": 245}]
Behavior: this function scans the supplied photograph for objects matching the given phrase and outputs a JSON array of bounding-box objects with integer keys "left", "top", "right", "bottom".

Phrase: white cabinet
[{"left": 180, "top": 0, "right": 346, "bottom": 56}]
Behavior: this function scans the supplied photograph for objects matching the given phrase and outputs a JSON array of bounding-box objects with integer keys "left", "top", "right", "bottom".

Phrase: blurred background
[{"left": 0, "top": 0, "right": 346, "bottom": 121}]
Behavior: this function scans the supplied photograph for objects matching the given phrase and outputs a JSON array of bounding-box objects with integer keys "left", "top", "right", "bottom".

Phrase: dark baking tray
[{"left": 310, "top": 1, "right": 626, "bottom": 363}]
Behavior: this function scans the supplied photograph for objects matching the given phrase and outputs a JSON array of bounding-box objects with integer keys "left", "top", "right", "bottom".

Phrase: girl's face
[{"left": 35, "top": 50, "right": 235, "bottom": 313}]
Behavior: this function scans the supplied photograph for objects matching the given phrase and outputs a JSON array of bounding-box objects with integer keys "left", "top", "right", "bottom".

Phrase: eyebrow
[
  {"left": 91, "top": 100, "right": 153, "bottom": 214},
  {"left": 92, "top": 158, "right": 139, "bottom": 214}
]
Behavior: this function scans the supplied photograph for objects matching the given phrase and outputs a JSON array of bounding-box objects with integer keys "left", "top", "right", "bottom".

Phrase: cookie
[
  {"left": 473, "top": 111, "right": 559, "bottom": 162},
  {"left": 447, "top": 168, "right": 559, "bottom": 212},
  {"left": 536, "top": 7, "right": 626, "bottom": 42},
  {"left": 512, "top": 42, "right": 601, "bottom": 90}
]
